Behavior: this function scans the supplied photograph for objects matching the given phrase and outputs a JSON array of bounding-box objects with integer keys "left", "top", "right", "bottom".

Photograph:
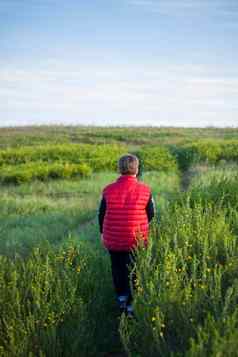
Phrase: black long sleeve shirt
[{"left": 98, "top": 194, "right": 155, "bottom": 234}]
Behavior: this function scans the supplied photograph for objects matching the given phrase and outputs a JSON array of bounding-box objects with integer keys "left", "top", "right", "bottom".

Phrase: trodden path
[{"left": 72, "top": 218, "right": 128, "bottom": 356}]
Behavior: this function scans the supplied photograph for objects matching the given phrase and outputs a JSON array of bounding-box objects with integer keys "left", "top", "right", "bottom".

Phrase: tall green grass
[
  {"left": 120, "top": 200, "right": 238, "bottom": 356},
  {"left": 1, "top": 166, "right": 238, "bottom": 356},
  {"left": 0, "top": 231, "right": 122, "bottom": 357},
  {"left": 119, "top": 168, "right": 238, "bottom": 356},
  {"left": 0, "top": 173, "right": 117, "bottom": 256},
  {"left": 0, "top": 171, "right": 179, "bottom": 356},
  {"left": 188, "top": 166, "right": 238, "bottom": 209}
]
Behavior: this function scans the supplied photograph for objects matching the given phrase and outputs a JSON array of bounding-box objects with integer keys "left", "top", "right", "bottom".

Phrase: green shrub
[
  {"left": 220, "top": 140, "right": 238, "bottom": 162},
  {"left": 0, "top": 143, "right": 127, "bottom": 184},
  {"left": 169, "top": 145, "right": 197, "bottom": 171},
  {"left": 0, "top": 162, "right": 92, "bottom": 185},
  {"left": 0, "top": 144, "right": 127, "bottom": 171},
  {"left": 137, "top": 146, "right": 178, "bottom": 172},
  {"left": 171, "top": 140, "right": 238, "bottom": 171},
  {"left": 194, "top": 140, "right": 222, "bottom": 162}
]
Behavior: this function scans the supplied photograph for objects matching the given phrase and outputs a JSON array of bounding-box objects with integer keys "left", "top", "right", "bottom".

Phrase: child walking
[{"left": 98, "top": 154, "right": 154, "bottom": 316}]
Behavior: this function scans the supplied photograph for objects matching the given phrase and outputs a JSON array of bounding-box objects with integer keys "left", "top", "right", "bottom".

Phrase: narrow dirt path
[
  {"left": 71, "top": 217, "right": 128, "bottom": 356},
  {"left": 180, "top": 168, "right": 196, "bottom": 192},
  {"left": 76, "top": 216, "right": 97, "bottom": 235}
]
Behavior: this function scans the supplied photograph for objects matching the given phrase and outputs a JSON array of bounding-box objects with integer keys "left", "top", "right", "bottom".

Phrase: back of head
[{"left": 118, "top": 154, "right": 139, "bottom": 175}]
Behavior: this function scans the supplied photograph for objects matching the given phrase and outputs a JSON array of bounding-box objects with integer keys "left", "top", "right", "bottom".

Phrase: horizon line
[{"left": 0, "top": 124, "right": 238, "bottom": 130}]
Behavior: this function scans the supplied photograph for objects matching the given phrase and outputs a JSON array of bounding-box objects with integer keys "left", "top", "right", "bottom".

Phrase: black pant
[{"left": 108, "top": 250, "right": 136, "bottom": 304}]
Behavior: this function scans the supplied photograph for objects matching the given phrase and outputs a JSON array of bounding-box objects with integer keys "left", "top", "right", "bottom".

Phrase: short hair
[{"left": 118, "top": 154, "right": 139, "bottom": 175}]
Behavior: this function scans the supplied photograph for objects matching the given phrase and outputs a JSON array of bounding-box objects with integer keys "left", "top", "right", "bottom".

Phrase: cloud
[
  {"left": 1, "top": 62, "right": 238, "bottom": 127},
  {"left": 128, "top": 0, "right": 238, "bottom": 17}
]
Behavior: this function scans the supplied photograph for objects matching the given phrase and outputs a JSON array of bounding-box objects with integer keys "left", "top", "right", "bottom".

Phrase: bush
[
  {"left": 0, "top": 143, "right": 127, "bottom": 184},
  {"left": 220, "top": 140, "right": 238, "bottom": 162},
  {"left": 0, "top": 144, "right": 127, "bottom": 171},
  {"left": 170, "top": 140, "right": 238, "bottom": 171},
  {"left": 169, "top": 145, "right": 197, "bottom": 171},
  {"left": 0, "top": 162, "right": 92, "bottom": 185},
  {"left": 137, "top": 146, "right": 178, "bottom": 172}
]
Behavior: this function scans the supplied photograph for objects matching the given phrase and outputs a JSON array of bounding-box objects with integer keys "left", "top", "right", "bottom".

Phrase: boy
[{"left": 98, "top": 154, "right": 154, "bottom": 317}]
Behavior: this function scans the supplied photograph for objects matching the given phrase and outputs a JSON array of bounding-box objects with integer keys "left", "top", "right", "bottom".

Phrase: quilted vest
[{"left": 102, "top": 175, "right": 151, "bottom": 251}]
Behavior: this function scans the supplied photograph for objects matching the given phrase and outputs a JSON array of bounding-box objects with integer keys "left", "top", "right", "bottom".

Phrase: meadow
[{"left": 0, "top": 126, "right": 238, "bottom": 356}]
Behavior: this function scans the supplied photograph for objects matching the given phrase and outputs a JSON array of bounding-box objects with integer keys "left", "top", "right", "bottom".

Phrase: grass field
[
  {"left": 1, "top": 126, "right": 238, "bottom": 148},
  {"left": 0, "top": 126, "right": 238, "bottom": 356}
]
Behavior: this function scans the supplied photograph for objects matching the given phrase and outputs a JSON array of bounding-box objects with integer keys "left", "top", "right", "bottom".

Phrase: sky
[{"left": 0, "top": 0, "right": 238, "bottom": 127}]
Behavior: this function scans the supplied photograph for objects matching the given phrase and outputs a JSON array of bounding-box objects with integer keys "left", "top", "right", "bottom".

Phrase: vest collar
[{"left": 117, "top": 175, "right": 138, "bottom": 183}]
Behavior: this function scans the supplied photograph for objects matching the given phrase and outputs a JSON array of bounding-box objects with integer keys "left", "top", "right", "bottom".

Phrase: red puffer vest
[{"left": 102, "top": 175, "right": 151, "bottom": 251}]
